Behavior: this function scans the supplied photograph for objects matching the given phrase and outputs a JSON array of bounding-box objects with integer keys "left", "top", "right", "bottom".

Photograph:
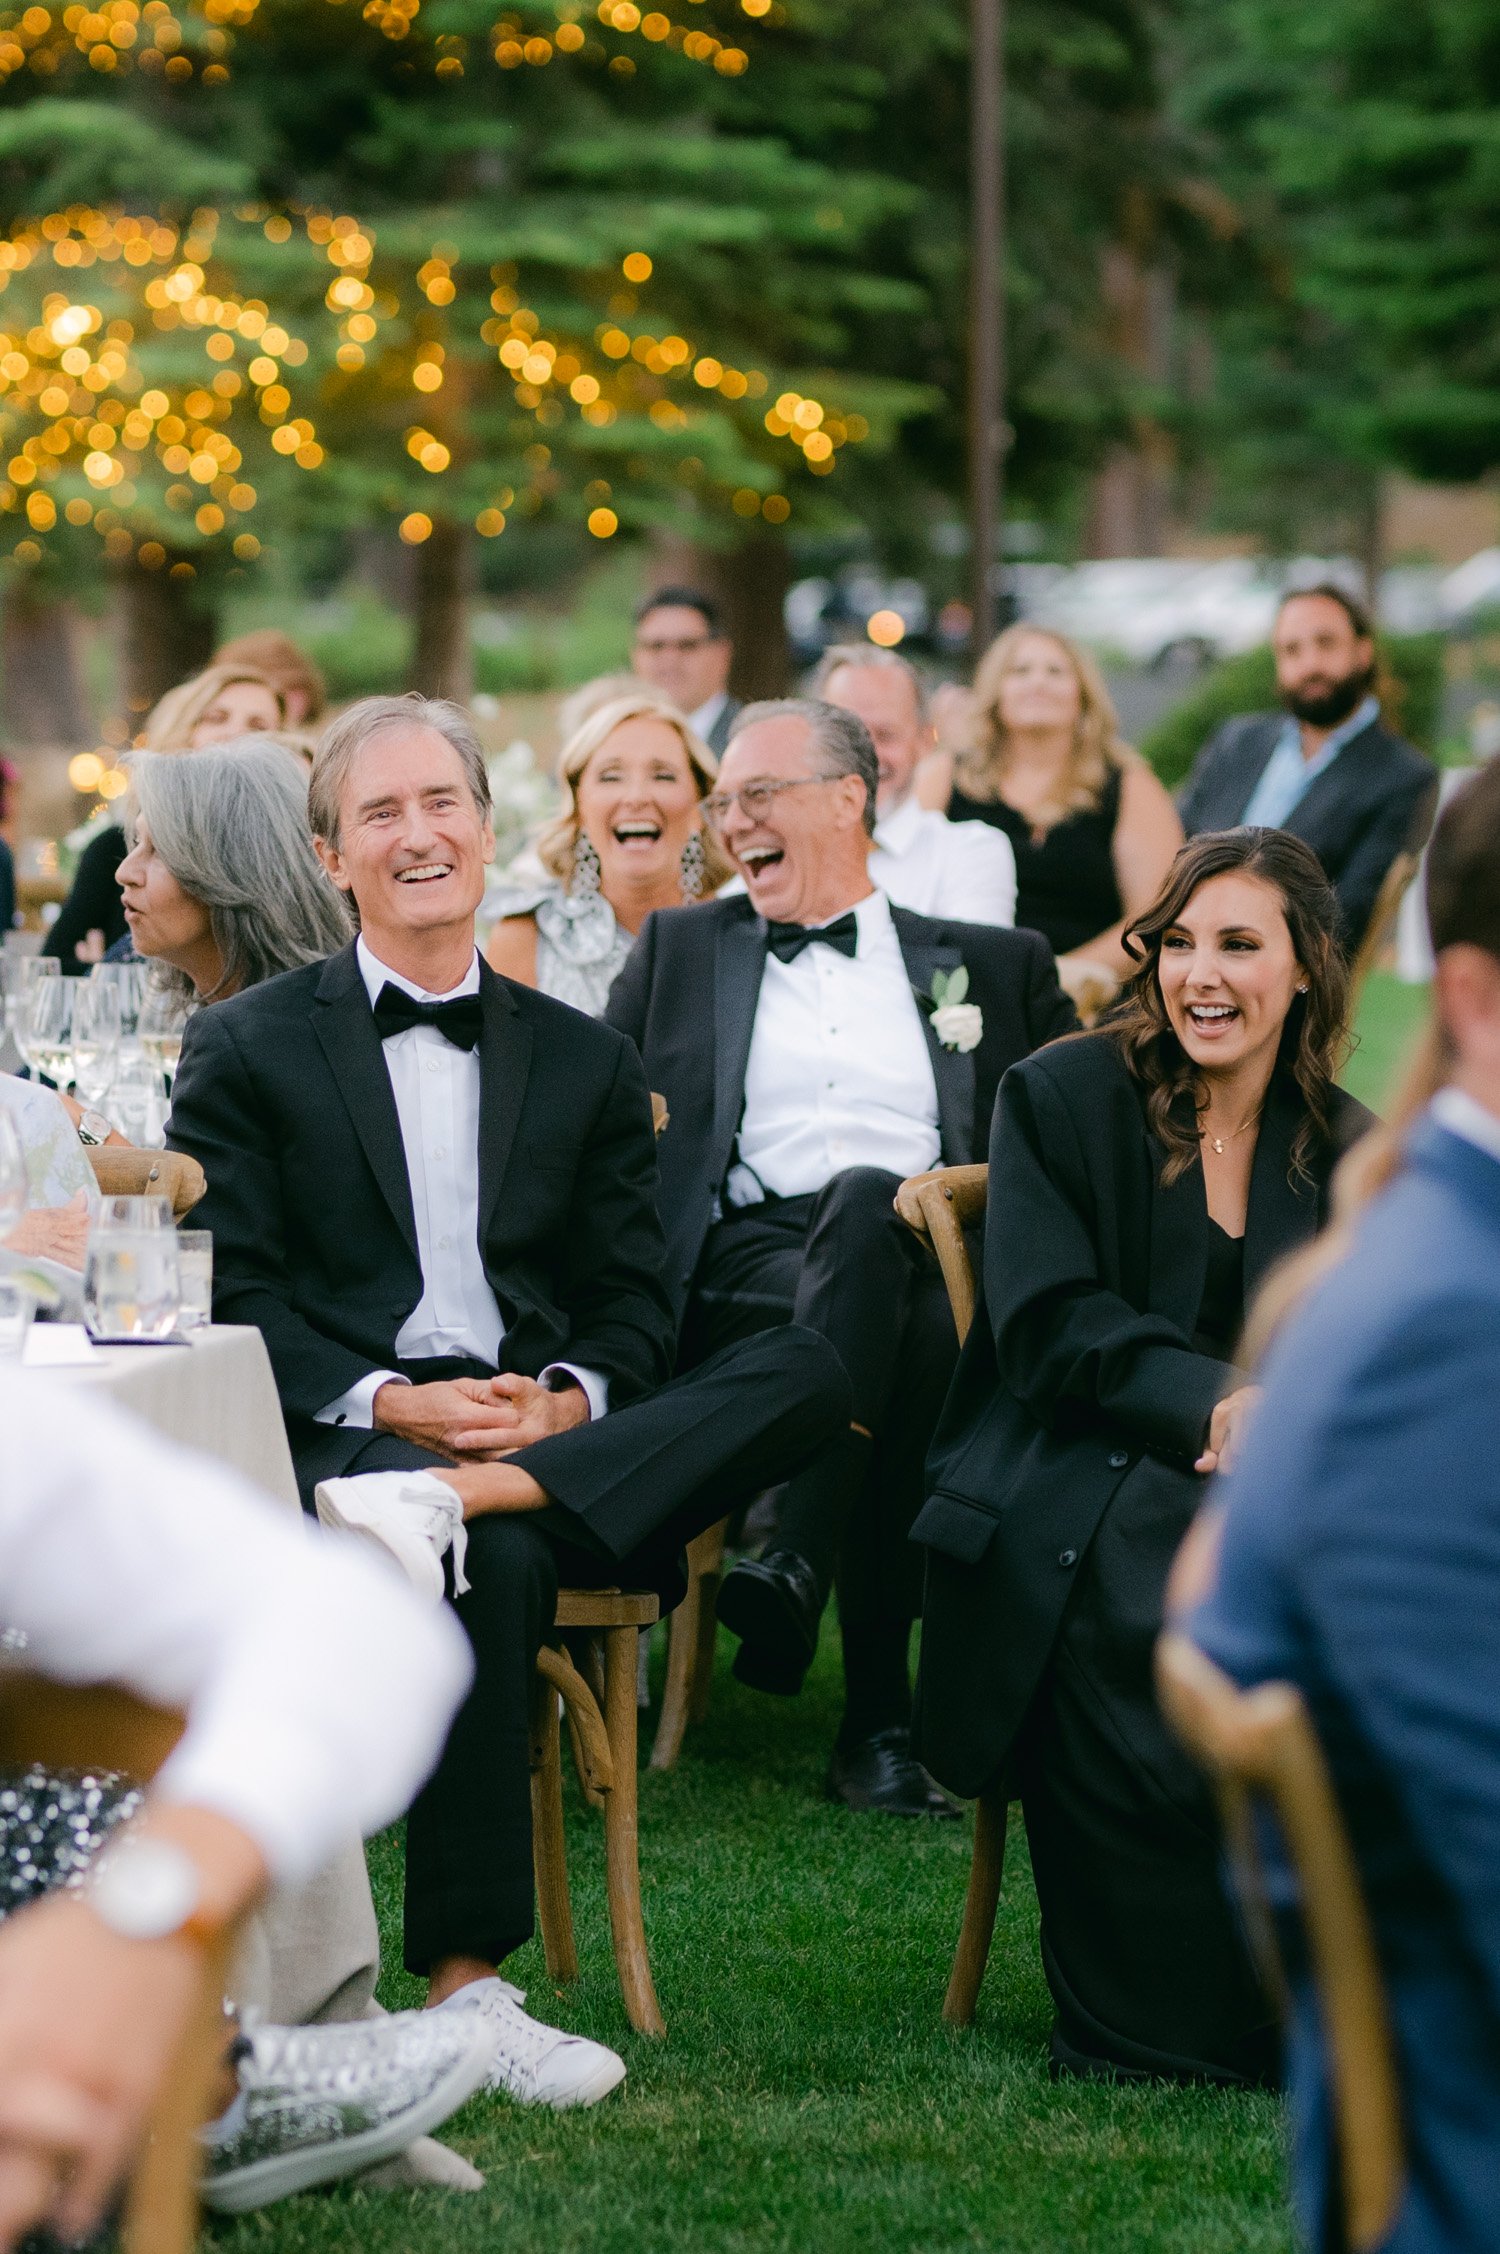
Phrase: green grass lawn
[{"left": 213, "top": 974, "right": 1426, "bottom": 2254}]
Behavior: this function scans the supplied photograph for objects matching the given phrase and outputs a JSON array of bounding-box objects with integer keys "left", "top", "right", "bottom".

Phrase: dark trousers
[
  {"left": 1017, "top": 1466, "right": 1278, "bottom": 2085},
  {"left": 299, "top": 1327, "right": 848, "bottom": 1975},
  {"left": 686, "top": 1166, "right": 959, "bottom": 1729}
]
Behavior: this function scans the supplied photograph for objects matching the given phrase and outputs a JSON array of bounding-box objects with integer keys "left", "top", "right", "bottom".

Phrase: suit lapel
[
  {"left": 1282, "top": 720, "right": 1378, "bottom": 850},
  {"left": 311, "top": 944, "right": 418, "bottom": 1253},
  {"left": 1146, "top": 1106, "right": 1208, "bottom": 1334},
  {"left": 1243, "top": 1070, "right": 1320, "bottom": 1296},
  {"left": 1225, "top": 718, "right": 1281, "bottom": 823},
  {"left": 477, "top": 962, "right": 532, "bottom": 1236},
  {"left": 712, "top": 910, "right": 768, "bottom": 1179},
  {"left": 893, "top": 910, "right": 975, "bottom": 1164}
]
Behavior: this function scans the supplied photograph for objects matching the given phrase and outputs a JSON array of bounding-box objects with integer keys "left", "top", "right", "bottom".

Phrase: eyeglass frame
[{"left": 699, "top": 774, "right": 837, "bottom": 832}]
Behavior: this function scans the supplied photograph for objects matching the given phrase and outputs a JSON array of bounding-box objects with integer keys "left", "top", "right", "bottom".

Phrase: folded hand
[{"left": 373, "top": 1374, "right": 589, "bottom": 1460}]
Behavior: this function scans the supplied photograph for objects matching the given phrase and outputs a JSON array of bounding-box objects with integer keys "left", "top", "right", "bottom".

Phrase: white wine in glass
[
  {"left": 137, "top": 989, "right": 188, "bottom": 1086},
  {"left": 22, "top": 979, "right": 73, "bottom": 1089}
]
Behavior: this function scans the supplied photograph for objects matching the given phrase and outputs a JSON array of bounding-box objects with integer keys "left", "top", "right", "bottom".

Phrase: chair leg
[
  {"left": 651, "top": 1518, "right": 727, "bottom": 1768},
  {"left": 942, "top": 1787, "right": 1007, "bottom": 2028},
  {"left": 121, "top": 1936, "right": 233, "bottom": 2254},
  {"left": 529, "top": 1664, "right": 579, "bottom": 1985},
  {"left": 650, "top": 1574, "right": 701, "bottom": 1773},
  {"left": 601, "top": 1623, "right": 666, "bottom": 2037}
]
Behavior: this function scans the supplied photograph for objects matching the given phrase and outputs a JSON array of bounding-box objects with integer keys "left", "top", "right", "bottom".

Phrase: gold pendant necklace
[{"left": 1202, "top": 1110, "right": 1262, "bottom": 1157}]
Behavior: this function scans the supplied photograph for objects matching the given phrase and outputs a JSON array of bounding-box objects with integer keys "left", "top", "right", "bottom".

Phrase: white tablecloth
[
  {"left": 19, "top": 1320, "right": 381, "bottom": 2025},
  {"left": 25, "top": 1324, "right": 300, "bottom": 1514}
]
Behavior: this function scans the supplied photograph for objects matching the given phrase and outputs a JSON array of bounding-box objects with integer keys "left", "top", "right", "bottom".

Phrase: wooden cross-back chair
[
  {"left": 1156, "top": 1631, "right": 1405, "bottom": 2253},
  {"left": 0, "top": 1672, "right": 237, "bottom": 2254},
  {"left": 892, "top": 1162, "right": 1007, "bottom": 2027},
  {"left": 532, "top": 1586, "right": 665, "bottom": 2036},
  {"left": 528, "top": 1090, "right": 672, "bottom": 2035}
]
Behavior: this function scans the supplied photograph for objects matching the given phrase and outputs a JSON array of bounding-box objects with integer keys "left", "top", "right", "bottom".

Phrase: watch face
[{"left": 91, "top": 1838, "right": 201, "bottom": 1942}]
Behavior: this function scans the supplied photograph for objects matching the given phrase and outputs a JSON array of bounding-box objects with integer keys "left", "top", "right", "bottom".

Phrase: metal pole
[{"left": 969, "top": 0, "right": 1005, "bottom": 658}]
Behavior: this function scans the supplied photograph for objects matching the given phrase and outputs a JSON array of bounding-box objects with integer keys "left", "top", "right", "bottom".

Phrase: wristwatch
[
  {"left": 73, "top": 1106, "right": 116, "bottom": 1148},
  {"left": 87, "top": 1835, "right": 222, "bottom": 1946}
]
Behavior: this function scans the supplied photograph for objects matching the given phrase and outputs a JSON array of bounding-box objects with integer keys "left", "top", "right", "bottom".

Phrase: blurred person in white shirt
[
  {"left": 0, "top": 1376, "right": 488, "bottom": 2240},
  {"left": 811, "top": 645, "right": 1017, "bottom": 928}
]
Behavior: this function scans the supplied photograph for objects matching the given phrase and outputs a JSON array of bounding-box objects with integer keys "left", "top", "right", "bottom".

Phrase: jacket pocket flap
[{"left": 910, "top": 1489, "right": 1000, "bottom": 1565}]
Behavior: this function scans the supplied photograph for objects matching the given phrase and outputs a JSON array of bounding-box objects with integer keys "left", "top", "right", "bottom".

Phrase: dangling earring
[
  {"left": 679, "top": 828, "right": 706, "bottom": 902},
  {"left": 571, "top": 830, "right": 602, "bottom": 899}
]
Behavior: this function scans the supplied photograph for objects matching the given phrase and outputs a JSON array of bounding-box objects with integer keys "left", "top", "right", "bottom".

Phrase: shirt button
[
  {"left": 1108, "top": 1450, "right": 1129, "bottom": 1470},
  {"left": 433, "top": 1145, "right": 445, "bottom": 1159},
  {"left": 438, "top": 1235, "right": 452, "bottom": 1250},
  {"left": 426, "top": 1060, "right": 440, "bottom": 1075},
  {"left": 1059, "top": 1548, "right": 1078, "bottom": 1569}
]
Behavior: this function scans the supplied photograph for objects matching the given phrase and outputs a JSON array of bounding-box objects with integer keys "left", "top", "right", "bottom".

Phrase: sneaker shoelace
[
  {"left": 463, "top": 1982, "right": 566, "bottom": 2083},
  {"left": 410, "top": 1492, "right": 470, "bottom": 1594}
]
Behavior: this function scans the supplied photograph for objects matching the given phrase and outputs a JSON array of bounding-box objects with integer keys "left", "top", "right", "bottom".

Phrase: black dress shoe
[
  {"left": 825, "top": 1727, "right": 961, "bottom": 1818},
  {"left": 717, "top": 1549, "right": 823, "bottom": 1695}
]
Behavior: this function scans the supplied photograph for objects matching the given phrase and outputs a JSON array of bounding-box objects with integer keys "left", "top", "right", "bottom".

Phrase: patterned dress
[{"left": 484, "top": 884, "right": 634, "bottom": 1019}]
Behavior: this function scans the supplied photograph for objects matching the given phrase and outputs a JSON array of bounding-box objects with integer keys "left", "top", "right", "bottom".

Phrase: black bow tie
[
  {"left": 764, "top": 912, "right": 859, "bottom": 965},
  {"left": 372, "top": 982, "right": 484, "bottom": 1051}
]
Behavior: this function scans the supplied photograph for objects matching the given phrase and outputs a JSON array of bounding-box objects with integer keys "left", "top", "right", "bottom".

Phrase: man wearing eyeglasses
[
  {"left": 606, "top": 699, "right": 1075, "bottom": 1813},
  {"left": 630, "top": 588, "right": 741, "bottom": 754}
]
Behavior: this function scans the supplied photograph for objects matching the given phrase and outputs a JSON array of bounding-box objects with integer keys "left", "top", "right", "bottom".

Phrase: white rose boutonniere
[{"left": 928, "top": 966, "right": 984, "bottom": 1053}]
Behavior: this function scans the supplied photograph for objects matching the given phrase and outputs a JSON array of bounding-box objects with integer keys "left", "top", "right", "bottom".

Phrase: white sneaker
[
  {"left": 433, "top": 1977, "right": 626, "bottom": 2109},
  {"left": 314, "top": 1471, "right": 470, "bottom": 1603}
]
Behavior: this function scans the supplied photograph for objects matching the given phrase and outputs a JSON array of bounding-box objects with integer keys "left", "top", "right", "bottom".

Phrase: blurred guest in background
[
  {"left": 45, "top": 663, "right": 285, "bottom": 972},
  {"left": 914, "top": 828, "right": 1369, "bottom": 2082},
  {"left": 120, "top": 738, "right": 353, "bottom": 1004},
  {"left": 1178, "top": 583, "right": 1436, "bottom": 951},
  {"left": 1178, "top": 759, "right": 1500, "bottom": 2252},
  {"left": 918, "top": 625, "right": 1181, "bottom": 992},
  {"left": 631, "top": 587, "right": 740, "bottom": 754},
  {"left": 215, "top": 628, "right": 328, "bottom": 727},
  {"left": 812, "top": 644, "right": 1017, "bottom": 926},
  {"left": 485, "top": 693, "right": 727, "bottom": 1016}
]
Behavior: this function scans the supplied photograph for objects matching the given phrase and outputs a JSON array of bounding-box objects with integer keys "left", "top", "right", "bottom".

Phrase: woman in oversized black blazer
[{"left": 913, "top": 826, "right": 1373, "bottom": 2085}]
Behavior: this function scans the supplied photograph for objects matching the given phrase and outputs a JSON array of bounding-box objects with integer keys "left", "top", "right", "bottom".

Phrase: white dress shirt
[
  {"left": 316, "top": 937, "right": 606, "bottom": 1427},
  {"left": 0, "top": 1374, "right": 471, "bottom": 1884},
  {"left": 689, "top": 689, "right": 732, "bottom": 745},
  {"left": 871, "top": 793, "right": 1018, "bottom": 927},
  {"left": 728, "top": 888, "right": 941, "bottom": 1205},
  {"left": 1241, "top": 694, "right": 1382, "bottom": 829}
]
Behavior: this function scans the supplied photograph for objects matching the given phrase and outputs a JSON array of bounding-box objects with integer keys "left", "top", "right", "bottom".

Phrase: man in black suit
[
  {"left": 1178, "top": 581, "right": 1436, "bottom": 950},
  {"left": 630, "top": 586, "right": 741, "bottom": 754},
  {"left": 605, "top": 699, "right": 1075, "bottom": 1814},
  {"left": 168, "top": 694, "right": 847, "bottom": 2098}
]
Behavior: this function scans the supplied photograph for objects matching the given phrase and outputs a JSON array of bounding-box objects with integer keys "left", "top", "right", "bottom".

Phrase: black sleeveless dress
[{"left": 948, "top": 766, "right": 1123, "bottom": 956}]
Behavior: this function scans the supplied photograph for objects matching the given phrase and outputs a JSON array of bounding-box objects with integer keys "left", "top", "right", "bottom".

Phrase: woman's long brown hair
[{"left": 1103, "top": 827, "right": 1350, "bottom": 1187}]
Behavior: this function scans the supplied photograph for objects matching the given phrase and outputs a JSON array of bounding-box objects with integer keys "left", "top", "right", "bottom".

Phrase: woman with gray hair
[{"left": 118, "top": 737, "right": 353, "bottom": 1003}]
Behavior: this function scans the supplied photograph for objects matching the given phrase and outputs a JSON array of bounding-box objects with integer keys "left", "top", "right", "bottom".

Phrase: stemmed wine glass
[
  {"left": 1, "top": 955, "right": 58, "bottom": 1059},
  {"left": 136, "top": 985, "right": 190, "bottom": 1090},
  {"left": 19, "top": 976, "right": 73, "bottom": 1090},
  {"left": 70, "top": 978, "right": 122, "bottom": 1106}
]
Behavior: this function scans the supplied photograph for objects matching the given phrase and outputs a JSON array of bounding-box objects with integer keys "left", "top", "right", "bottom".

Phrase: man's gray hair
[
  {"left": 309, "top": 693, "right": 492, "bottom": 848},
  {"left": 129, "top": 738, "right": 354, "bottom": 1003},
  {"left": 729, "top": 697, "right": 880, "bottom": 837},
  {"left": 807, "top": 642, "right": 927, "bottom": 718}
]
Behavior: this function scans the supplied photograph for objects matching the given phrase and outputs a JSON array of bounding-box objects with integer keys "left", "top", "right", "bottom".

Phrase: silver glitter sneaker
[
  {"left": 200, "top": 2009, "right": 492, "bottom": 2213},
  {"left": 434, "top": 1976, "right": 627, "bottom": 2108}
]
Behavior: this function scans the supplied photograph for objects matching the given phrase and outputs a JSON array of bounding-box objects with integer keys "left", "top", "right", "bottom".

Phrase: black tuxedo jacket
[
  {"left": 911, "top": 1032, "right": 1372, "bottom": 1797},
  {"left": 168, "top": 943, "right": 675, "bottom": 1478},
  {"left": 603, "top": 894, "right": 1076, "bottom": 1322},
  {"left": 1177, "top": 709, "right": 1437, "bottom": 950}
]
